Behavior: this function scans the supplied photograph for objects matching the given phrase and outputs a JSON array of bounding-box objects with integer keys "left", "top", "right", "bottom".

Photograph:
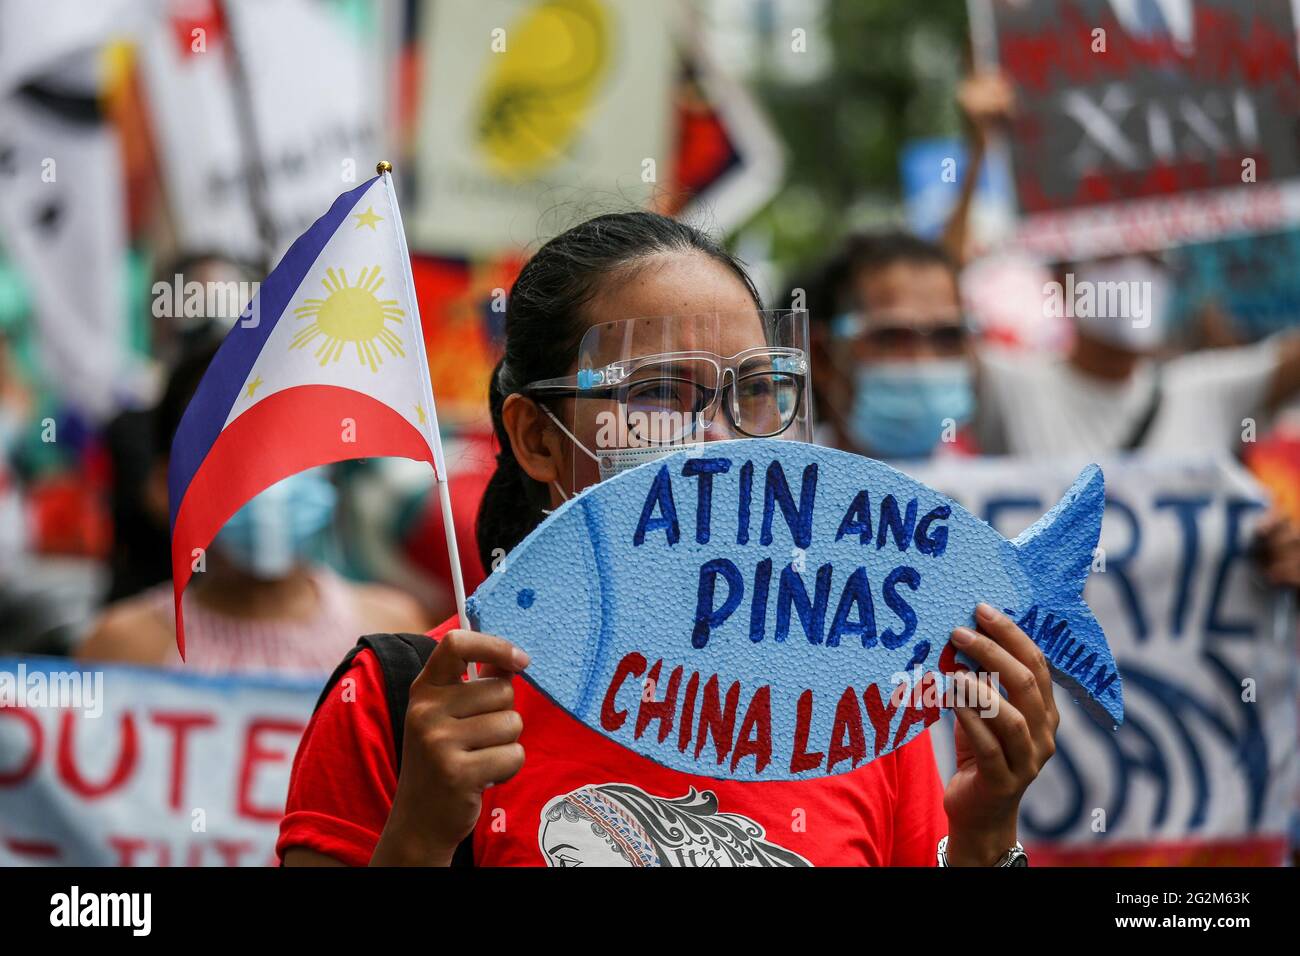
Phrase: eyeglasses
[
  {"left": 524, "top": 347, "right": 808, "bottom": 444},
  {"left": 833, "top": 313, "right": 969, "bottom": 355}
]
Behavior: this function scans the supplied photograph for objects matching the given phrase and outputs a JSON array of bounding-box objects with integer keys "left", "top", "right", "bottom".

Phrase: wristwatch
[{"left": 936, "top": 834, "right": 1029, "bottom": 867}]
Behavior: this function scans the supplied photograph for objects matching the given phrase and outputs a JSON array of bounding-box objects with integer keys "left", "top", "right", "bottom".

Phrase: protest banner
[
  {"left": 467, "top": 438, "right": 1122, "bottom": 782},
  {"left": 664, "top": 26, "right": 785, "bottom": 235},
  {"left": 410, "top": 0, "right": 675, "bottom": 256},
  {"left": 403, "top": 25, "right": 781, "bottom": 426},
  {"left": 911, "top": 454, "right": 1297, "bottom": 866},
  {"left": 970, "top": 0, "right": 1300, "bottom": 260},
  {"left": 0, "top": 660, "right": 319, "bottom": 866},
  {"left": 0, "top": 66, "right": 130, "bottom": 421},
  {"left": 140, "top": 0, "right": 385, "bottom": 262}
]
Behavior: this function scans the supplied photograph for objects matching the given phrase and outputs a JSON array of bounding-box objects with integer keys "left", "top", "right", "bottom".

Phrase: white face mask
[
  {"left": 541, "top": 406, "right": 701, "bottom": 492},
  {"left": 1071, "top": 257, "right": 1172, "bottom": 352},
  {"left": 589, "top": 442, "right": 704, "bottom": 482}
]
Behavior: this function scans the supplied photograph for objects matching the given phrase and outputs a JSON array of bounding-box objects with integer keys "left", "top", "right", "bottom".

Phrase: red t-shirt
[{"left": 278, "top": 618, "right": 949, "bottom": 867}]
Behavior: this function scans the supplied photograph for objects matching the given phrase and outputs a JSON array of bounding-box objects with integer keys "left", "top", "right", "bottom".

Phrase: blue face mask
[
  {"left": 213, "top": 469, "right": 337, "bottom": 579},
  {"left": 848, "top": 360, "right": 974, "bottom": 460}
]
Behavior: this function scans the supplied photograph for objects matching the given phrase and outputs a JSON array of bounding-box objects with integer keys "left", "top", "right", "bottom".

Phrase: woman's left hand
[{"left": 942, "top": 603, "right": 1059, "bottom": 866}]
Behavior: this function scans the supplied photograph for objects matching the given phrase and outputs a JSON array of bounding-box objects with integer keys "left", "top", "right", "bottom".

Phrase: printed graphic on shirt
[{"left": 537, "top": 782, "right": 811, "bottom": 867}]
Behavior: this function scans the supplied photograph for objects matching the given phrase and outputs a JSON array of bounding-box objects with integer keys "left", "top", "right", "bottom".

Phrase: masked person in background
[
  {"left": 937, "top": 68, "right": 1300, "bottom": 458},
  {"left": 79, "top": 343, "right": 430, "bottom": 675},
  {"left": 940, "top": 67, "right": 1300, "bottom": 591},
  {"left": 800, "top": 231, "right": 977, "bottom": 461},
  {"left": 105, "top": 253, "right": 263, "bottom": 603},
  {"left": 974, "top": 255, "right": 1300, "bottom": 594},
  {"left": 974, "top": 254, "right": 1300, "bottom": 458}
]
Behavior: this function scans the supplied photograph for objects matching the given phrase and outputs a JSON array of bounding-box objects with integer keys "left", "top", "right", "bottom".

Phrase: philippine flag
[{"left": 168, "top": 169, "right": 446, "bottom": 657}]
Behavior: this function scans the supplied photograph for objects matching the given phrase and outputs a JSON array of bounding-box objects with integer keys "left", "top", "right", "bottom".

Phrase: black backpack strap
[
  {"left": 1121, "top": 368, "right": 1164, "bottom": 451},
  {"left": 315, "top": 632, "right": 474, "bottom": 867},
  {"left": 359, "top": 632, "right": 436, "bottom": 753}
]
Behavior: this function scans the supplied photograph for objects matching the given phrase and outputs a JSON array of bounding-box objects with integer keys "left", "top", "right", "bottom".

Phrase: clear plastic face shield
[{"left": 526, "top": 309, "right": 812, "bottom": 497}]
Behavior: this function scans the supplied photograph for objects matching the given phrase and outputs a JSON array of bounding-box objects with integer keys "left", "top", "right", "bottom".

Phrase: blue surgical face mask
[
  {"left": 213, "top": 468, "right": 337, "bottom": 579},
  {"left": 848, "top": 359, "right": 974, "bottom": 460}
]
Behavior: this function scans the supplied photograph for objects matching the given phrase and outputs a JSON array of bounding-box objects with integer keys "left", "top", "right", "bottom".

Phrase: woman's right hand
[{"left": 370, "top": 630, "right": 530, "bottom": 866}]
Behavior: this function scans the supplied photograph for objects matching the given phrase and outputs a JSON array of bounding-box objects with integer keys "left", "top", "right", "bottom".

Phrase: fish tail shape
[{"left": 1010, "top": 464, "right": 1124, "bottom": 728}]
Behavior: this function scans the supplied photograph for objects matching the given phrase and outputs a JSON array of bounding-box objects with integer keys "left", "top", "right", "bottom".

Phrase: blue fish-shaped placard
[{"left": 467, "top": 439, "right": 1123, "bottom": 782}]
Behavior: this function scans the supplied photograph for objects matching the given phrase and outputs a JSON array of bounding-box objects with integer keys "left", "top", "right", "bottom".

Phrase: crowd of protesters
[{"left": 1, "top": 62, "right": 1297, "bottom": 868}]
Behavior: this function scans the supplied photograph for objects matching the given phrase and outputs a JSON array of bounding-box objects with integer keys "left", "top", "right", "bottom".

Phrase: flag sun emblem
[{"left": 291, "top": 265, "right": 407, "bottom": 372}]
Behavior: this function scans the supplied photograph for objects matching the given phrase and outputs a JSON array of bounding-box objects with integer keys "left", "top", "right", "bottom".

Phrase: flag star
[
  {"left": 352, "top": 206, "right": 383, "bottom": 230},
  {"left": 245, "top": 375, "right": 264, "bottom": 398},
  {"left": 414, "top": 404, "right": 427, "bottom": 425}
]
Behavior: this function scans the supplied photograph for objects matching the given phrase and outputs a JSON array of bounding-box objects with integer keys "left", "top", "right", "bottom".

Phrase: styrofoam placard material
[{"left": 468, "top": 439, "right": 1123, "bottom": 782}]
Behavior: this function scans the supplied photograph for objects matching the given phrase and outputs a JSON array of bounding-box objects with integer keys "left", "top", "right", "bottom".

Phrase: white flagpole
[{"left": 378, "top": 162, "right": 475, "bottom": 662}]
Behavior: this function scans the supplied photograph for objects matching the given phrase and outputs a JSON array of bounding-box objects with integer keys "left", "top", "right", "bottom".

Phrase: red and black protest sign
[{"left": 973, "top": 0, "right": 1300, "bottom": 258}]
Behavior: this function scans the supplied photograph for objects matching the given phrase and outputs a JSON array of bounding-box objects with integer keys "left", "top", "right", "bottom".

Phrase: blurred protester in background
[
  {"left": 0, "top": 322, "right": 74, "bottom": 655},
  {"left": 799, "top": 231, "right": 976, "bottom": 461},
  {"left": 324, "top": 437, "right": 492, "bottom": 630},
  {"left": 103, "top": 252, "right": 260, "bottom": 603},
  {"left": 79, "top": 342, "right": 430, "bottom": 675},
  {"left": 974, "top": 254, "right": 1300, "bottom": 459},
  {"left": 943, "top": 67, "right": 1300, "bottom": 459},
  {"left": 0, "top": 325, "right": 31, "bottom": 569},
  {"left": 145, "top": 252, "right": 261, "bottom": 370},
  {"left": 399, "top": 431, "right": 492, "bottom": 607},
  {"left": 941, "top": 65, "right": 1300, "bottom": 595}
]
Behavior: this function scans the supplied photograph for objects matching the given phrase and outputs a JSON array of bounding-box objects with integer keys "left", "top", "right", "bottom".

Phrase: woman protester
[{"left": 279, "top": 212, "right": 1057, "bottom": 867}]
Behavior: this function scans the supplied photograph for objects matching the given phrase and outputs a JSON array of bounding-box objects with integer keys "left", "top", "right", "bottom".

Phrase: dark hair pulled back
[{"left": 475, "top": 211, "right": 760, "bottom": 570}]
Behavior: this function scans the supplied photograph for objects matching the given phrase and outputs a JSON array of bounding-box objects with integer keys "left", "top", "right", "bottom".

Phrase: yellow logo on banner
[
  {"left": 476, "top": 0, "right": 610, "bottom": 178},
  {"left": 291, "top": 266, "right": 407, "bottom": 373}
]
